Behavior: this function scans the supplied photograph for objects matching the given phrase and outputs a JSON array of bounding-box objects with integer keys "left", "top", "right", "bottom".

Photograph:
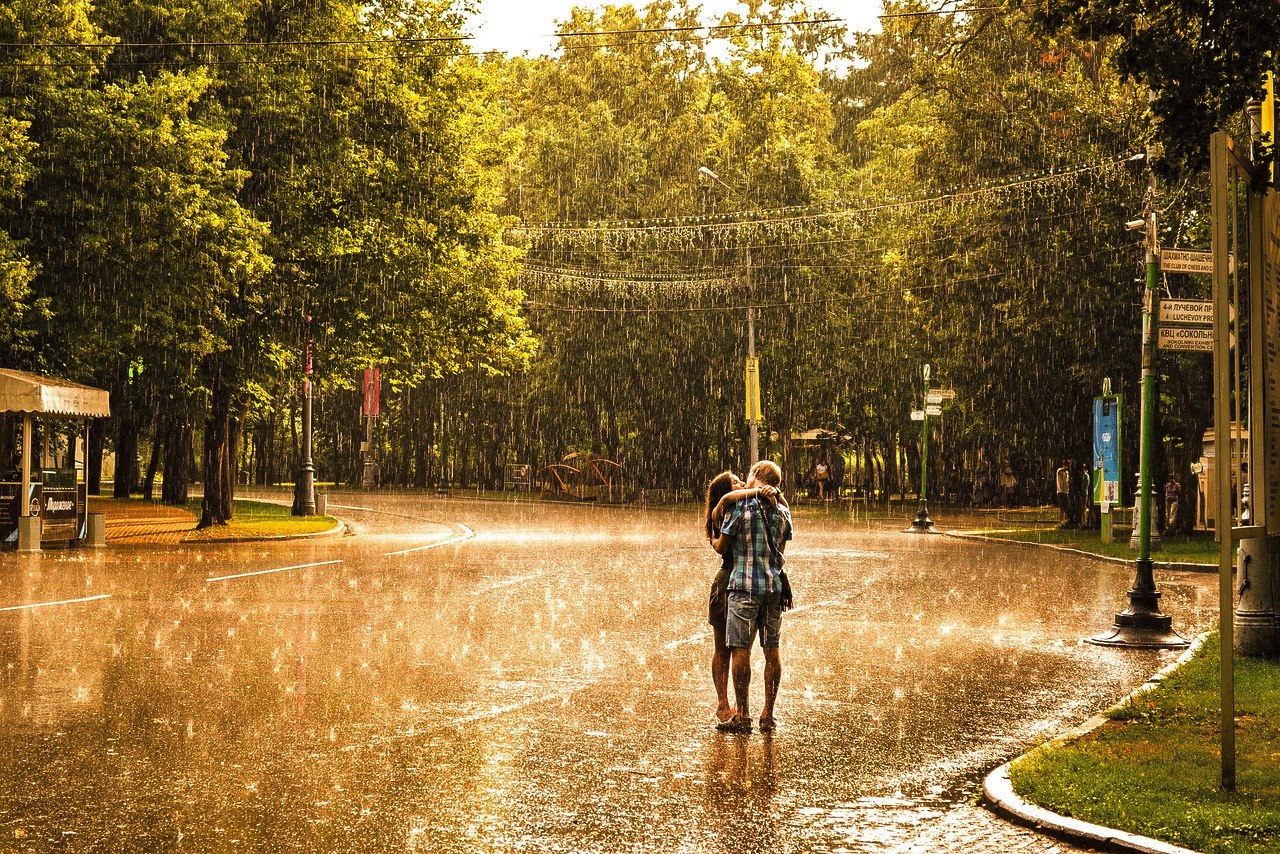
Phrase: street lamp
[
  {"left": 906, "top": 363, "right": 939, "bottom": 533},
  {"left": 699, "top": 166, "right": 759, "bottom": 467},
  {"left": 1089, "top": 161, "right": 1186, "bottom": 649},
  {"left": 292, "top": 311, "right": 317, "bottom": 516}
]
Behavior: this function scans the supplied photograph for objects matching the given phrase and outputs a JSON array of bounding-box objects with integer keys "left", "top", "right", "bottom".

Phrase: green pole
[
  {"left": 920, "top": 366, "right": 929, "bottom": 503},
  {"left": 907, "top": 364, "right": 936, "bottom": 532},
  {"left": 1136, "top": 218, "right": 1157, "bottom": 567},
  {"left": 1087, "top": 186, "right": 1185, "bottom": 649}
]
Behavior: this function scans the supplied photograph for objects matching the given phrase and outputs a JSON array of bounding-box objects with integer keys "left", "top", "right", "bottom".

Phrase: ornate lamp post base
[
  {"left": 905, "top": 500, "right": 940, "bottom": 534},
  {"left": 1087, "top": 560, "right": 1189, "bottom": 649}
]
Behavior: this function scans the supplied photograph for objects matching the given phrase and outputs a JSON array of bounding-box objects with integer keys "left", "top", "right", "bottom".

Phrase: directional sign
[
  {"left": 1160, "top": 248, "right": 1214, "bottom": 274},
  {"left": 925, "top": 405, "right": 943, "bottom": 416},
  {"left": 1158, "top": 325, "right": 1214, "bottom": 352},
  {"left": 937, "top": 388, "right": 956, "bottom": 400},
  {"left": 1159, "top": 299, "right": 1213, "bottom": 325},
  {"left": 926, "top": 391, "right": 943, "bottom": 405},
  {"left": 1158, "top": 299, "right": 1235, "bottom": 325},
  {"left": 910, "top": 410, "right": 925, "bottom": 421}
]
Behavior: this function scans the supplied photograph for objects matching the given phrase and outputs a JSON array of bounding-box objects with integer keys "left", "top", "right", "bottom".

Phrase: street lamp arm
[{"left": 698, "top": 165, "right": 738, "bottom": 198}]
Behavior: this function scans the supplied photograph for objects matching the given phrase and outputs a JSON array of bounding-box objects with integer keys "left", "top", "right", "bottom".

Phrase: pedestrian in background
[
  {"left": 1164, "top": 475, "right": 1181, "bottom": 531},
  {"left": 1077, "top": 461, "right": 1092, "bottom": 527},
  {"left": 1056, "top": 459, "right": 1072, "bottom": 525}
]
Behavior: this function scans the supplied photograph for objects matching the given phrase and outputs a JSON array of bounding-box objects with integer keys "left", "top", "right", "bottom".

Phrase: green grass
[
  {"left": 182, "top": 498, "right": 338, "bottom": 541},
  {"left": 979, "top": 526, "right": 1218, "bottom": 563},
  {"left": 1009, "top": 633, "right": 1280, "bottom": 853}
]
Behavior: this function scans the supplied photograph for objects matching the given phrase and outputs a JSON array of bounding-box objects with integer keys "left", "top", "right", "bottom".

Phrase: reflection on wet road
[{"left": 0, "top": 495, "right": 1217, "bottom": 851}]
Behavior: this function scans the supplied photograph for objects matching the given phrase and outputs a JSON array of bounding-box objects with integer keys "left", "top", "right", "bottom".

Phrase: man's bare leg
[
  {"left": 759, "top": 646, "right": 782, "bottom": 729},
  {"left": 730, "top": 647, "right": 752, "bottom": 720}
]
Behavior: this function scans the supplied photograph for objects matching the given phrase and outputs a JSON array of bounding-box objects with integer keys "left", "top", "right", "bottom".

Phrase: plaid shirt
[{"left": 721, "top": 497, "right": 793, "bottom": 595}]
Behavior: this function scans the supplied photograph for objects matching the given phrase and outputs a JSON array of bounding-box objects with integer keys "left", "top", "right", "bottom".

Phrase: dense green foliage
[
  {"left": 0, "top": 0, "right": 533, "bottom": 522},
  {"left": 472, "top": 0, "right": 1158, "bottom": 501},
  {"left": 1025, "top": 0, "right": 1280, "bottom": 175},
  {"left": 1, "top": 0, "right": 1249, "bottom": 513}
]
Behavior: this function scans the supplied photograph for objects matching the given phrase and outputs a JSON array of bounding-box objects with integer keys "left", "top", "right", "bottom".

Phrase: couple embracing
[{"left": 703, "top": 460, "right": 794, "bottom": 734}]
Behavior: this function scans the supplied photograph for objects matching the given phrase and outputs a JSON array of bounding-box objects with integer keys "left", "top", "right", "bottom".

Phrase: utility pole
[
  {"left": 746, "top": 245, "right": 759, "bottom": 467},
  {"left": 701, "top": 165, "right": 761, "bottom": 468}
]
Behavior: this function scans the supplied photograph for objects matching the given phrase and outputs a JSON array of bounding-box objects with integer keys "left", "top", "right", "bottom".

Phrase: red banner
[{"left": 362, "top": 367, "right": 381, "bottom": 417}]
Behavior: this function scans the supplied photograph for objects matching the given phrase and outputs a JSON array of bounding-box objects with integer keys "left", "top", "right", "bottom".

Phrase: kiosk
[{"left": 0, "top": 369, "right": 110, "bottom": 551}]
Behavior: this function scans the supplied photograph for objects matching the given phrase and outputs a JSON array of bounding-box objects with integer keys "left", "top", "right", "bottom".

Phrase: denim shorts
[{"left": 726, "top": 590, "right": 783, "bottom": 649}]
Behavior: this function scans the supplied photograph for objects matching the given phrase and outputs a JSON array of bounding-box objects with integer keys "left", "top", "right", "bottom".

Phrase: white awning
[
  {"left": 792, "top": 428, "right": 842, "bottom": 443},
  {"left": 0, "top": 369, "right": 110, "bottom": 418}
]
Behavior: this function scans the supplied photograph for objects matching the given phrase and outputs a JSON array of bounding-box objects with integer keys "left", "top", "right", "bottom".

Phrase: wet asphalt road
[{"left": 0, "top": 494, "right": 1219, "bottom": 852}]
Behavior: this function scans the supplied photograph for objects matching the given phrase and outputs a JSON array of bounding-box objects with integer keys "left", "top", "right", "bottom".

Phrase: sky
[{"left": 466, "top": 0, "right": 884, "bottom": 56}]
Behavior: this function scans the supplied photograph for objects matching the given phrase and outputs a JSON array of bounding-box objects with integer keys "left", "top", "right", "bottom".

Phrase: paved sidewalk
[
  {"left": 893, "top": 805, "right": 1096, "bottom": 853},
  {"left": 87, "top": 497, "right": 196, "bottom": 544}
]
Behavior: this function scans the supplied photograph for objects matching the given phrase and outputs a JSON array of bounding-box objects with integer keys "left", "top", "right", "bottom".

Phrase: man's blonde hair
[{"left": 749, "top": 459, "right": 782, "bottom": 487}]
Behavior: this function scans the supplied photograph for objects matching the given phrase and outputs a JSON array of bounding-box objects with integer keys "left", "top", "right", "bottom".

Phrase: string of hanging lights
[{"left": 507, "top": 159, "right": 1130, "bottom": 253}]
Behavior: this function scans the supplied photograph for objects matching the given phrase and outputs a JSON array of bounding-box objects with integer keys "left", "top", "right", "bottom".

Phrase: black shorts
[{"left": 708, "top": 567, "right": 729, "bottom": 627}]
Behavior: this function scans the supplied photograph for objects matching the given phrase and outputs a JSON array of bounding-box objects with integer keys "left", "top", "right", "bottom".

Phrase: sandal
[
  {"left": 758, "top": 716, "right": 776, "bottom": 733},
  {"left": 715, "top": 714, "right": 753, "bottom": 734}
]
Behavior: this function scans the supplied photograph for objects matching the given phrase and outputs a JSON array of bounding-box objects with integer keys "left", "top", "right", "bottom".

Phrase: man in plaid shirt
[{"left": 712, "top": 459, "right": 793, "bottom": 733}]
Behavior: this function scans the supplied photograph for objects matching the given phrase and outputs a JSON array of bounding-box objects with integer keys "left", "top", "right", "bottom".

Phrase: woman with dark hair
[{"left": 704, "top": 470, "right": 783, "bottom": 723}]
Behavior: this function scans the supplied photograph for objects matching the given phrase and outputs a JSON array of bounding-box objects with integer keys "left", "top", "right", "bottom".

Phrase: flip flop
[{"left": 715, "top": 715, "right": 753, "bottom": 734}]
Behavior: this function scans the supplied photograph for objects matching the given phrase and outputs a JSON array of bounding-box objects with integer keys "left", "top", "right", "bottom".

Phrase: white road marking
[
  {"left": 205, "top": 559, "right": 343, "bottom": 583},
  {"left": 383, "top": 524, "right": 475, "bottom": 556},
  {"left": 470, "top": 573, "right": 540, "bottom": 595},
  {"left": 0, "top": 593, "right": 113, "bottom": 612}
]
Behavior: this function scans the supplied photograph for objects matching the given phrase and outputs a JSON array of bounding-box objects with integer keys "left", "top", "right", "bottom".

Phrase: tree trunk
[
  {"left": 142, "top": 418, "right": 162, "bottom": 501},
  {"left": 162, "top": 415, "right": 192, "bottom": 505},
  {"left": 87, "top": 417, "right": 106, "bottom": 495},
  {"left": 113, "top": 416, "right": 139, "bottom": 498},
  {"left": 223, "top": 398, "right": 247, "bottom": 518},
  {"left": 199, "top": 380, "right": 234, "bottom": 528}
]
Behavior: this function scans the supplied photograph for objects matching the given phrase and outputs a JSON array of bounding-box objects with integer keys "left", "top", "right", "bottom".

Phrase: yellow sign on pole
[
  {"left": 744, "top": 357, "right": 762, "bottom": 422},
  {"left": 1266, "top": 71, "right": 1275, "bottom": 182}
]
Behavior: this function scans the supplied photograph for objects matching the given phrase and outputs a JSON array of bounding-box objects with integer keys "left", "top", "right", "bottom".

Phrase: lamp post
[
  {"left": 906, "top": 363, "right": 939, "bottom": 533},
  {"left": 1089, "top": 171, "right": 1186, "bottom": 648},
  {"left": 700, "top": 166, "right": 759, "bottom": 467},
  {"left": 292, "top": 312, "right": 317, "bottom": 516}
]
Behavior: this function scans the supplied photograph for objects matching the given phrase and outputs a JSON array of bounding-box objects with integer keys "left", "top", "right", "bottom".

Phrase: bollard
[
  {"left": 1236, "top": 535, "right": 1280, "bottom": 658},
  {"left": 1128, "top": 486, "right": 1162, "bottom": 552},
  {"left": 84, "top": 513, "right": 106, "bottom": 548},
  {"left": 315, "top": 492, "right": 328, "bottom": 516},
  {"left": 18, "top": 516, "right": 41, "bottom": 553}
]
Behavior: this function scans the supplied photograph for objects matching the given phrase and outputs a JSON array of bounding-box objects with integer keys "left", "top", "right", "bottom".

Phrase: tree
[{"left": 1023, "top": 0, "right": 1280, "bottom": 175}]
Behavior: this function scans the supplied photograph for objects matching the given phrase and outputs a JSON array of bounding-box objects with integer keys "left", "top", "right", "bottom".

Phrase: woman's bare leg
[{"left": 712, "top": 623, "right": 733, "bottom": 721}]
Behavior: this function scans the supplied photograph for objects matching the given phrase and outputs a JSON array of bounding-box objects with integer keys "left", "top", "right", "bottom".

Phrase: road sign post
[
  {"left": 1090, "top": 200, "right": 1188, "bottom": 652},
  {"left": 906, "top": 369, "right": 956, "bottom": 534}
]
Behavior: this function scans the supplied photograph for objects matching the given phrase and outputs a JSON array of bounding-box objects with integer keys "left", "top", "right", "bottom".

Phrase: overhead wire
[{"left": 0, "top": 16, "right": 851, "bottom": 69}]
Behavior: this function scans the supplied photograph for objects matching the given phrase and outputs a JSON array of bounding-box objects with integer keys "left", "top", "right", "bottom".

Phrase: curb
[
  {"left": 982, "top": 634, "right": 1210, "bottom": 854},
  {"left": 944, "top": 529, "right": 1216, "bottom": 574},
  {"left": 182, "top": 517, "right": 346, "bottom": 545}
]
